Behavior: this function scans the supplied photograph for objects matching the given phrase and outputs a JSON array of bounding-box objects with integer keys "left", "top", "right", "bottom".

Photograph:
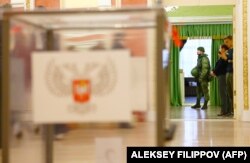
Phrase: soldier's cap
[{"left": 197, "top": 47, "right": 205, "bottom": 52}]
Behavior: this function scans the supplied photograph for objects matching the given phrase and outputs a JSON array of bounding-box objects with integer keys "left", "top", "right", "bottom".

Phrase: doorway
[
  {"left": 164, "top": 0, "right": 242, "bottom": 121},
  {"left": 179, "top": 38, "right": 212, "bottom": 105},
  {"left": 167, "top": 6, "right": 235, "bottom": 119}
]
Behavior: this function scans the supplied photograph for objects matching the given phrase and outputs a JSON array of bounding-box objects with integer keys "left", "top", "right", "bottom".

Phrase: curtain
[
  {"left": 176, "top": 24, "right": 232, "bottom": 39},
  {"left": 210, "top": 39, "right": 223, "bottom": 106},
  {"left": 170, "top": 24, "right": 232, "bottom": 106},
  {"left": 170, "top": 40, "right": 182, "bottom": 106}
]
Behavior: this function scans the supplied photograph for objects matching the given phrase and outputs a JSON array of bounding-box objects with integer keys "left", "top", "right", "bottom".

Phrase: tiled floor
[
  {"left": 185, "top": 96, "right": 197, "bottom": 104},
  {"left": 0, "top": 106, "right": 246, "bottom": 163},
  {"left": 170, "top": 106, "right": 233, "bottom": 119},
  {"left": 166, "top": 119, "right": 250, "bottom": 146},
  {"left": 3, "top": 119, "right": 250, "bottom": 163}
]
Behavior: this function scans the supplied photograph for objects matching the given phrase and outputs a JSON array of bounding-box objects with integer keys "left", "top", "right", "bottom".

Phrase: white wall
[
  {"left": 231, "top": 0, "right": 250, "bottom": 122},
  {"left": 234, "top": 1, "right": 244, "bottom": 120},
  {"left": 239, "top": 0, "right": 250, "bottom": 121},
  {"left": 60, "top": 0, "right": 99, "bottom": 8},
  {"left": 10, "top": 0, "right": 35, "bottom": 9},
  {"left": 10, "top": 0, "right": 24, "bottom": 8},
  {"left": 163, "top": 0, "right": 236, "bottom": 6},
  {"left": 60, "top": 0, "right": 112, "bottom": 8},
  {"left": 11, "top": 0, "right": 23, "bottom": 3},
  {"left": 245, "top": 0, "right": 250, "bottom": 120}
]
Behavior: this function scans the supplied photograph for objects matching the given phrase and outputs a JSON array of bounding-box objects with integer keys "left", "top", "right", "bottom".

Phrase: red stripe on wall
[
  {"left": 111, "top": 0, "right": 116, "bottom": 6},
  {"left": 35, "top": 0, "right": 60, "bottom": 9},
  {"left": 125, "top": 29, "right": 146, "bottom": 57},
  {"left": 0, "top": 0, "right": 10, "bottom": 4},
  {"left": 122, "top": 0, "right": 147, "bottom": 6},
  {"left": 121, "top": 0, "right": 147, "bottom": 56}
]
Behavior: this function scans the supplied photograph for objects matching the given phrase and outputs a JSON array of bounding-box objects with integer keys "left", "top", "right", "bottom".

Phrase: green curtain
[
  {"left": 170, "top": 40, "right": 182, "bottom": 106},
  {"left": 176, "top": 24, "right": 232, "bottom": 39},
  {"left": 170, "top": 24, "right": 232, "bottom": 106},
  {"left": 210, "top": 39, "right": 223, "bottom": 106}
]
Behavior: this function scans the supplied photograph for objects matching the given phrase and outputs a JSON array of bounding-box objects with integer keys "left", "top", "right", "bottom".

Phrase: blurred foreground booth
[{"left": 1, "top": 8, "right": 172, "bottom": 163}]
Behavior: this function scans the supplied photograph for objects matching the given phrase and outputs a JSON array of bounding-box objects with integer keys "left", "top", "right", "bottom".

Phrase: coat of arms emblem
[{"left": 73, "top": 80, "right": 91, "bottom": 103}]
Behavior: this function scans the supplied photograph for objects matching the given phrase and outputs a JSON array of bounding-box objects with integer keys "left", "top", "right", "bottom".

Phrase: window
[{"left": 179, "top": 38, "right": 212, "bottom": 77}]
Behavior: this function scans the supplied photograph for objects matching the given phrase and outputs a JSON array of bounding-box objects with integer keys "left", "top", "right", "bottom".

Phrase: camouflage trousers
[{"left": 196, "top": 81, "right": 209, "bottom": 102}]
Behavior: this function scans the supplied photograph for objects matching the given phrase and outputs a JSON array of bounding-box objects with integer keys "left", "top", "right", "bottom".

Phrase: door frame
[{"left": 162, "top": 0, "right": 245, "bottom": 121}]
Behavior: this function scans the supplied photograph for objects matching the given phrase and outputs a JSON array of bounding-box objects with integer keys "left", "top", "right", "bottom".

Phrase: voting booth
[{"left": 1, "top": 8, "right": 171, "bottom": 163}]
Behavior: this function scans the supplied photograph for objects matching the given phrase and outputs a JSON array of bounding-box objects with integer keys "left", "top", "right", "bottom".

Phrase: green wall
[{"left": 167, "top": 5, "right": 233, "bottom": 17}]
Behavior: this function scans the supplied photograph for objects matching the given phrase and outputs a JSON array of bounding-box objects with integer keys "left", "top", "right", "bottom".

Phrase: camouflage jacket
[{"left": 196, "top": 54, "right": 211, "bottom": 82}]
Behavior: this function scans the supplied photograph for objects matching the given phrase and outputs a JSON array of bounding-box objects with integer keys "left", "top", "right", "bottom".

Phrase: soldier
[{"left": 191, "top": 47, "right": 211, "bottom": 110}]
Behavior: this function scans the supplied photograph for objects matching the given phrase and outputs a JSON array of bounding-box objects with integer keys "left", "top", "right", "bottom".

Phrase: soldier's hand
[{"left": 210, "top": 71, "right": 216, "bottom": 77}]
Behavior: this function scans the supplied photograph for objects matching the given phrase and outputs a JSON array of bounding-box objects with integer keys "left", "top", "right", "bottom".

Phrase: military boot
[
  {"left": 191, "top": 99, "right": 201, "bottom": 109},
  {"left": 201, "top": 100, "right": 208, "bottom": 110}
]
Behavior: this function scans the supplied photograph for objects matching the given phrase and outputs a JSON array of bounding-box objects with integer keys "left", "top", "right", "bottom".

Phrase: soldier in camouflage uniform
[{"left": 191, "top": 47, "right": 211, "bottom": 110}]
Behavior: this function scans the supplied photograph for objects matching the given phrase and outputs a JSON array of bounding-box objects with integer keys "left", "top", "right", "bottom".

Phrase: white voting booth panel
[{"left": 32, "top": 50, "right": 132, "bottom": 123}]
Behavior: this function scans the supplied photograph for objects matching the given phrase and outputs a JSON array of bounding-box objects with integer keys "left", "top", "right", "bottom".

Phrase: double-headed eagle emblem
[{"left": 45, "top": 58, "right": 117, "bottom": 97}]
